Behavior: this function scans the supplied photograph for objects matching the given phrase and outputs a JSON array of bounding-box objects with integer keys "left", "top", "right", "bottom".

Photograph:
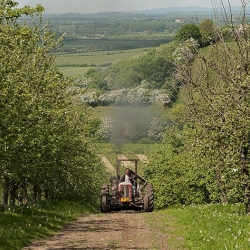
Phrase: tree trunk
[
  {"left": 18, "top": 183, "right": 28, "bottom": 205},
  {"left": 23, "top": 187, "right": 28, "bottom": 204},
  {"left": 32, "top": 184, "right": 40, "bottom": 203},
  {"left": 44, "top": 189, "right": 49, "bottom": 200},
  {"left": 241, "top": 146, "right": 250, "bottom": 214},
  {"left": 9, "top": 180, "right": 18, "bottom": 206},
  {"left": 215, "top": 169, "right": 228, "bottom": 204},
  {"left": 243, "top": 166, "right": 250, "bottom": 214},
  {"left": 37, "top": 187, "right": 42, "bottom": 202},
  {"left": 2, "top": 175, "right": 9, "bottom": 206}
]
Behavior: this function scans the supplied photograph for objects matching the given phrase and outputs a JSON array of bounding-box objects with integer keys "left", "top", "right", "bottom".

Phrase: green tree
[
  {"left": 0, "top": 1, "right": 105, "bottom": 206},
  {"left": 144, "top": 126, "right": 210, "bottom": 209},
  {"left": 199, "top": 19, "right": 216, "bottom": 46},
  {"left": 103, "top": 42, "right": 177, "bottom": 91},
  {"left": 175, "top": 24, "right": 202, "bottom": 45},
  {"left": 105, "top": 58, "right": 143, "bottom": 90},
  {"left": 174, "top": 0, "right": 250, "bottom": 213},
  {"left": 138, "top": 49, "right": 173, "bottom": 87}
]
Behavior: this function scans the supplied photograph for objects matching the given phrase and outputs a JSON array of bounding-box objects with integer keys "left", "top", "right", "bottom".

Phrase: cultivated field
[
  {"left": 56, "top": 48, "right": 150, "bottom": 65},
  {"left": 56, "top": 48, "right": 151, "bottom": 77},
  {"left": 58, "top": 66, "right": 93, "bottom": 77}
]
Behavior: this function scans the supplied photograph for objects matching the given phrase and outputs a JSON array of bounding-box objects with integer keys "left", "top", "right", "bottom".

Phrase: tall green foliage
[
  {"left": 199, "top": 19, "right": 216, "bottom": 46},
  {"left": 174, "top": 0, "right": 250, "bottom": 213},
  {"left": 144, "top": 127, "right": 211, "bottom": 209},
  {"left": 0, "top": 1, "right": 105, "bottom": 206},
  {"left": 175, "top": 24, "right": 202, "bottom": 45}
]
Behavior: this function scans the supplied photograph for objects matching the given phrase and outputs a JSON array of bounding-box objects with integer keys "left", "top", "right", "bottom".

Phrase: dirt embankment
[{"left": 23, "top": 212, "right": 172, "bottom": 250}]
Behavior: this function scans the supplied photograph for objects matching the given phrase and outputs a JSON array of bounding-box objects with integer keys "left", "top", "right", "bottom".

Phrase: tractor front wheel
[
  {"left": 101, "top": 195, "right": 109, "bottom": 213},
  {"left": 100, "top": 184, "right": 110, "bottom": 213}
]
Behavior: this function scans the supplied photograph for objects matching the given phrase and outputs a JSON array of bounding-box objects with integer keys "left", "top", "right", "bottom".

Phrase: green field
[
  {"left": 58, "top": 66, "right": 95, "bottom": 77},
  {"left": 58, "top": 37, "right": 171, "bottom": 51},
  {"left": 107, "top": 32, "right": 174, "bottom": 40},
  {"left": 56, "top": 48, "right": 152, "bottom": 77},
  {"left": 56, "top": 48, "right": 150, "bottom": 66}
]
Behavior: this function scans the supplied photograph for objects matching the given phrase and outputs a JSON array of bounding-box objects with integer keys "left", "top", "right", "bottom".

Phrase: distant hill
[
  {"left": 43, "top": 5, "right": 248, "bottom": 17},
  {"left": 137, "top": 6, "right": 214, "bottom": 14},
  {"left": 134, "top": 5, "right": 248, "bottom": 15}
]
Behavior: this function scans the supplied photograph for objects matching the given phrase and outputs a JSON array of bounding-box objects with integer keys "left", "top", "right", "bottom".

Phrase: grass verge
[
  {"left": 0, "top": 201, "right": 97, "bottom": 250},
  {"left": 147, "top": 203, "right": 250, "bottom": 250}
]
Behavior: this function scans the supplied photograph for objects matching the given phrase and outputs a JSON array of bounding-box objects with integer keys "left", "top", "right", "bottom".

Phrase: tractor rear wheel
[
  {"left": 143, "top": 193, "right": 149, "bottom": 212},
  {"left": 101, "top": 184, "right": 109, "bottom": 195},
  {"left": 144, "top": 184, "right": 154, "bottom": 212}
]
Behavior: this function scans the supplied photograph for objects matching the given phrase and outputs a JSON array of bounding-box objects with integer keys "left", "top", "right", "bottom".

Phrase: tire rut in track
[
  {"left": 101, "top": 156, "right": 116, "bottom": 173},
  {"left": 116, "top": 154, "right": 134, "bottom": 168}
]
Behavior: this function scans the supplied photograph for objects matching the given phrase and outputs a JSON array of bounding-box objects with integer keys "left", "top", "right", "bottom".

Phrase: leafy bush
[
  {"left": 174, "top": 24, "right": 202, "bottom": 45},
  {"left": 144, "top": 128, "right": 211, "bottom": 209}
]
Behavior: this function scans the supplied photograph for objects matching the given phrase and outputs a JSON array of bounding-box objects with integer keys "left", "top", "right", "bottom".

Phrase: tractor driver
[
  {"left": 120, "top": 168, "right": 136, "bottom": 200},
  {"left": 120, "top": 168, "right": 134, "bottom": 185}
]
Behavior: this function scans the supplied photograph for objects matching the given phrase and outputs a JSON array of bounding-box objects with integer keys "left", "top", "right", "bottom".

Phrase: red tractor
[{"left": 101, "top": 158, "right": 154, "bottom": 212}]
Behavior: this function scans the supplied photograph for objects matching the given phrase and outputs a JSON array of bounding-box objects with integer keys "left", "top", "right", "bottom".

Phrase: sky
[{"left": 16, "top": 0, "right": 244, "bottom": 13}]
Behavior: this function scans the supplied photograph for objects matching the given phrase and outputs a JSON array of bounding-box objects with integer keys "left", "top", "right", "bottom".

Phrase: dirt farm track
[{"left": 23, "top": 211, "right": 175, "bottom": 250}]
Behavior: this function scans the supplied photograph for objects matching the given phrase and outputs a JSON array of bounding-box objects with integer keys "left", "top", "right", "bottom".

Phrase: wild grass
[
  {"left": 0, "top": 201, "right": 96, "bottom": 250},
  {"left": 148, "top": 203, "right": 250, "bottom": 250}
]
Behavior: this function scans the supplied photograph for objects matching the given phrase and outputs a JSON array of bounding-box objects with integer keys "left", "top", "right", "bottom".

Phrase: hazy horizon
[{"left": 16, "top": 0, "right": 244, "bottom": 14}]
